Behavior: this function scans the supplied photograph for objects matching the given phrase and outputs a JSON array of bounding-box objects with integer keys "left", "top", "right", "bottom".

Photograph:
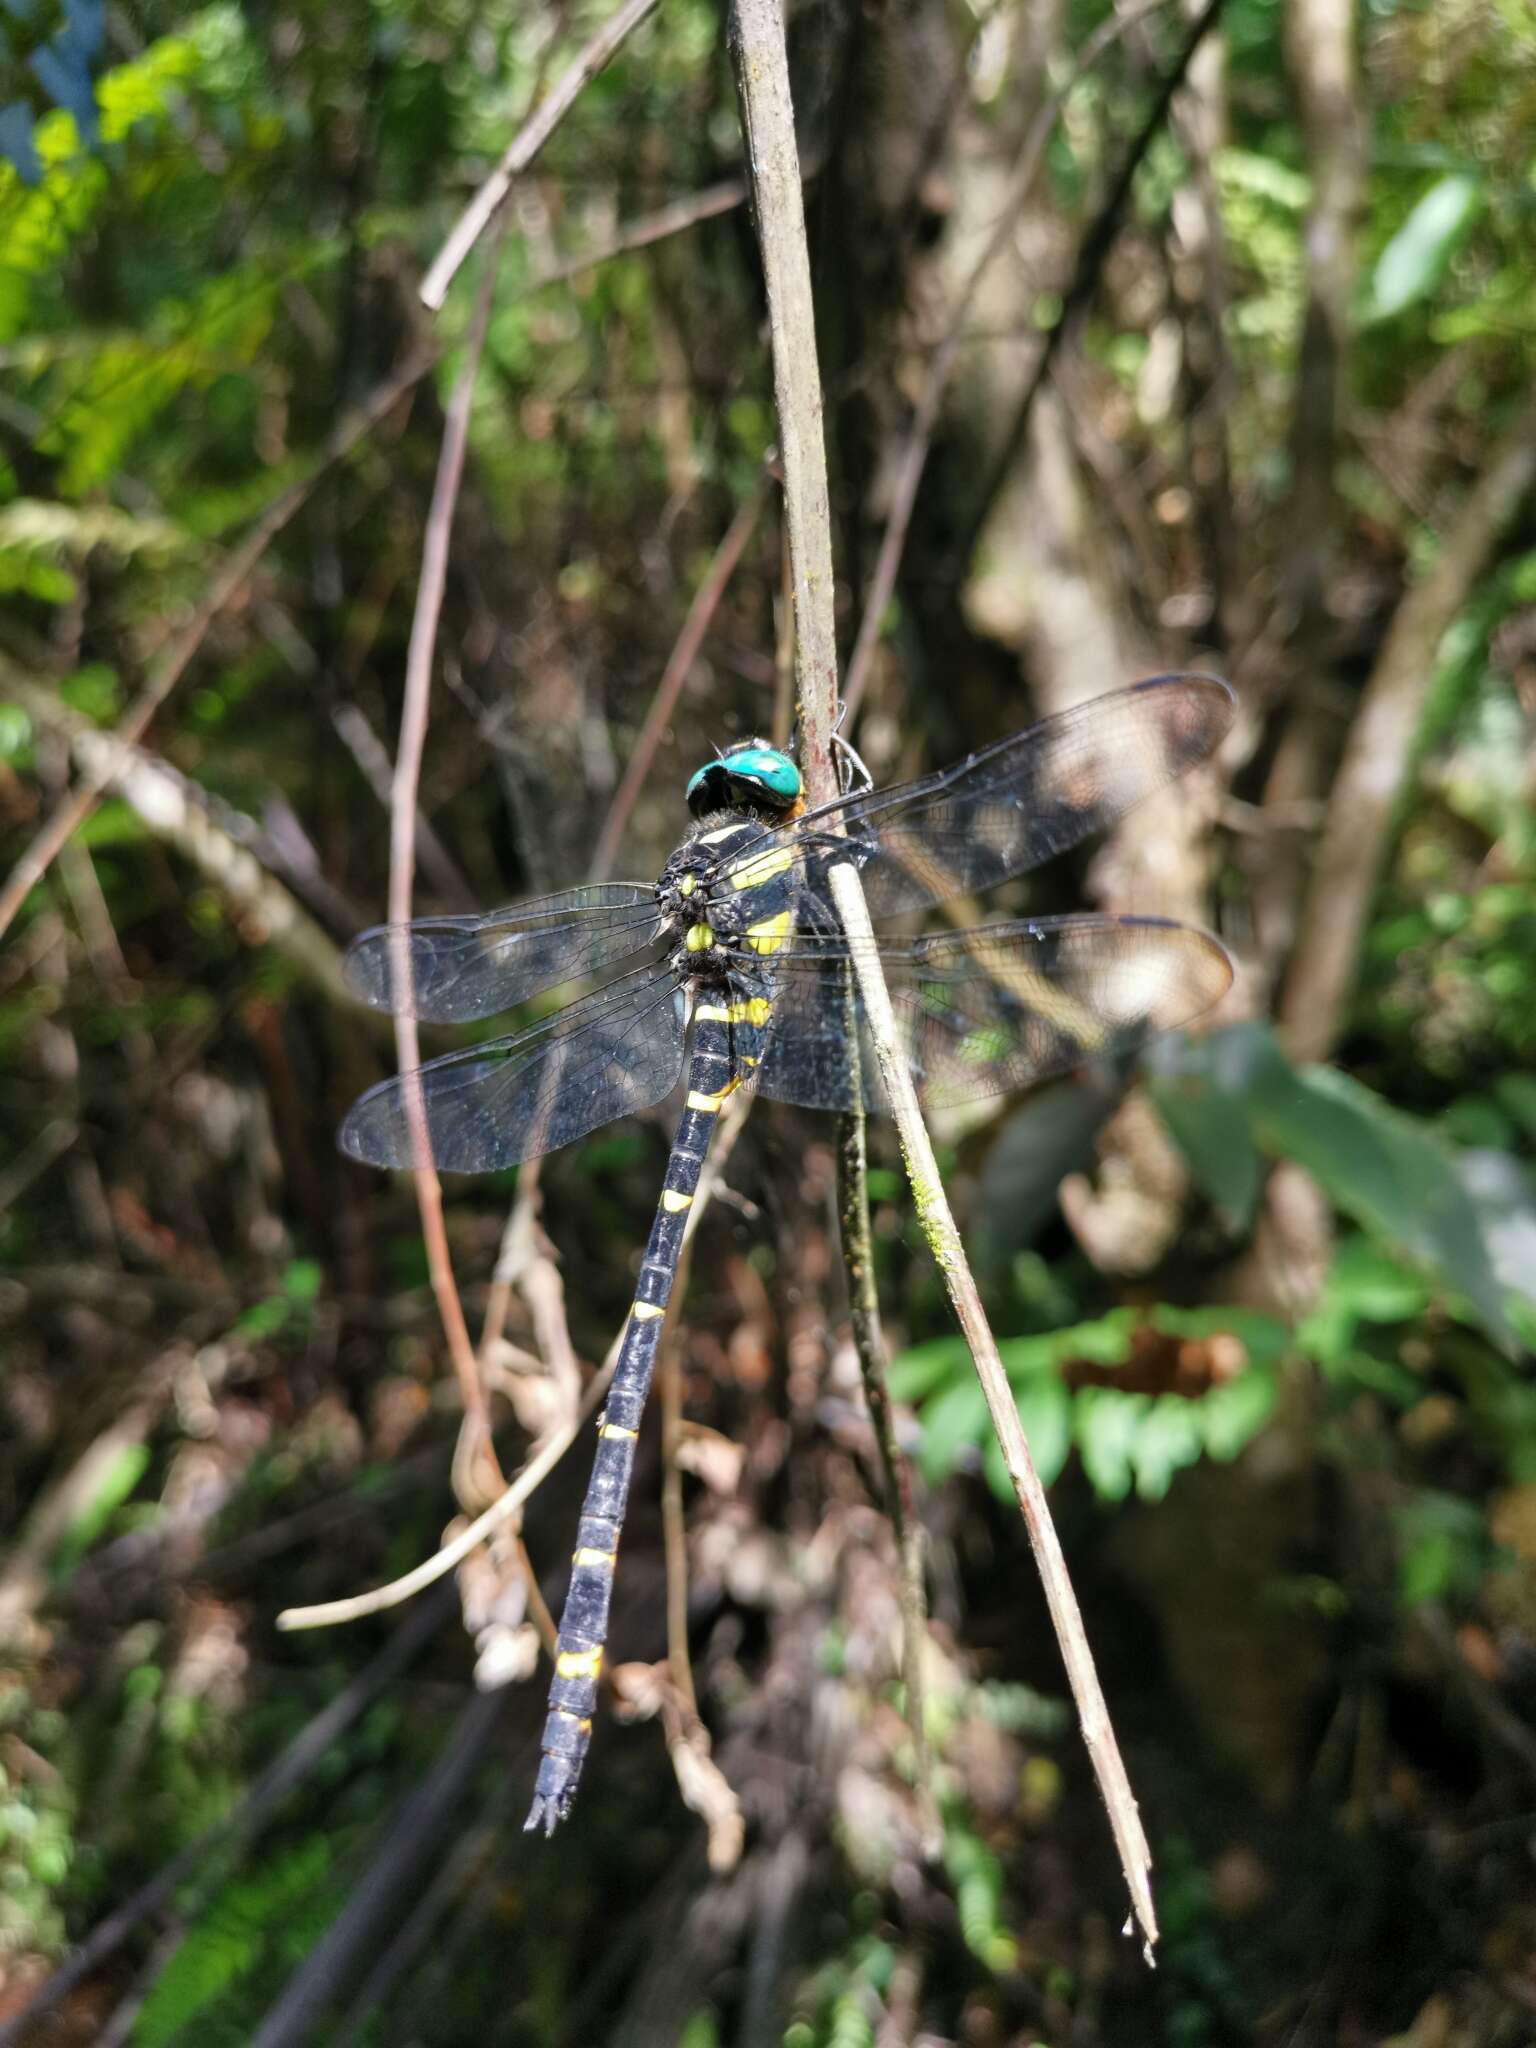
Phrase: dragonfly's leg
[{"left": 524, "top": 1006, "right": 735, "bottom": 1833}]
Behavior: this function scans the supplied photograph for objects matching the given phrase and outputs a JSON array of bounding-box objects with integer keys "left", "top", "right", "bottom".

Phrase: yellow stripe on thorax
[
  {"left": 729, "top": 847, "right": 795, "bottom": 891},
  {"left": 744, "top": 909, "right": 792, "bottom": 955}
]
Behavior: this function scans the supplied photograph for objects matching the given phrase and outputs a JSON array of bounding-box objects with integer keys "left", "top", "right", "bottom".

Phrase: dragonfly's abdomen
[
  {"left": 526, "top": 807, "right": 801, "bottom": 1831},
  {"left": 524, "top": 1000, "right": 741, "bottom": 1834}
]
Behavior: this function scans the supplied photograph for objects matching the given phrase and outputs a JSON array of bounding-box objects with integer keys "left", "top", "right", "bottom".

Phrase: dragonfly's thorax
[{"left": 653, "top": 812, "right": 798, "bottom": 978}]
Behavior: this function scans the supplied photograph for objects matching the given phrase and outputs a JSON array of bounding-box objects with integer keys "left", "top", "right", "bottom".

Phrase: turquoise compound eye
[{"left": 686, "top": 745, "right": 802, "bottom": 817}]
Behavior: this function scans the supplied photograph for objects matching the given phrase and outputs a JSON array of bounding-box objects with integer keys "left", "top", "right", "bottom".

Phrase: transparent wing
[
  {"left": 740, "top": 917, "right": 1232, "bottom": 1113},
  {"left": 343, "top": 884, "right": 660, "bottom": 1023},
  {"left": 759, "top": 675, "right": 1233, "bottom": 918},
  {"left": 339, "top": 965, "right": 686, "bottom": 1172}
]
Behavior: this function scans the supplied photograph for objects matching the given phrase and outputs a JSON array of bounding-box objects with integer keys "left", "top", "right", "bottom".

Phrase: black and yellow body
[
  {"left": 524, "top": 809, "right": 797, "bottom": 1832},
  {"left": 338, "top": 680, "right": 1238, "bottom": 1835}
]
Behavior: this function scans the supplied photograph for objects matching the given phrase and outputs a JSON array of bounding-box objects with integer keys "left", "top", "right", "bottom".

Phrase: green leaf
[
  {"left": 52, "top": 1443, "right": 151, "bottom": 1577},
  {"left": 914, "top": 1374, "right": 989, "bottom": 1484},
  {"left": 130, "top": 1839, "right": 333, "bottom": 2048},
  {"left": 1197, "top": 1369, "right": 1279, "bottom": 1461},
  {"left": 282, "top": 1258, "right": 323, "bottom": 1304},
  {"left": 886, "top": 1334, "right": 970, "bottom": 1404},
  {"left": 1129, "top": 1396, "right": 1206, "bottom": 1502},
  {"left": 1394, "top": 1492, "right": 1486, "bottom": 1608},
  {"left": 1149, "top": 1064, "right": 1262, "bottom": 1226},
  {"left": 1073, "top": 1388, "right": 1149, "bottom": 1503},
  {"left": 1458, "top": 1150, "right": 1536, "bottom": 1313},
  {"left": 1259, "top": 1063, "right": 1517, "bottom": 1351},
  {"left": 1362, "top": 174, "right": 1481, "bottom": 324},
  {"left": 1166, "top": 1024, "right": 1520, "bottom": 1353},
  {"left": 0, "top": 703, "right": 32, "bottom": 757}
]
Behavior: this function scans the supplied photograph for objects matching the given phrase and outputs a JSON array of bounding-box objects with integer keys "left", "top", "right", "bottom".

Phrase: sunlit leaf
[{"left": 1362, "top": 174, "right": 1481, "bottom": 324}]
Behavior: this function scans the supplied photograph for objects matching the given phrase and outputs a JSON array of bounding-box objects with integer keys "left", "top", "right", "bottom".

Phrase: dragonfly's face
[{"left": 685, "top": 742, "right": 802, "bottom": 820}]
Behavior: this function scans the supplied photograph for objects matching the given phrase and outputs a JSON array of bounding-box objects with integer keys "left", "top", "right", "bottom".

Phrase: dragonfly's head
[{"left": 685, "top": 741, "right": 803, "bottom": 820}]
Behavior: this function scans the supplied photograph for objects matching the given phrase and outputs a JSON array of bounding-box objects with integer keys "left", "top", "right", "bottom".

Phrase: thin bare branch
[
  {"left": 590, "top": 475, "right": 768, "bottom": 881},
  {"left": 388, "top": 240, "right": 505, "bottom": 1492},
  {"left": 828, "top": 865, "right": 1157, "bottom": 1949},
  {"left": 331, "top": 701, "right": 473, "bottom": 907},
  {"left": 728, "top": 0, "right": 840, "bottom": 800},
  {"left": 524, "top": 177, "right": 749, "bottom": 296},
  {"left": 3, "top": 663, "right": 361, "bottom": 1011},
  {"left": 419, "top": 0, "right": 663, "bottom": 312},
  {"left": 729, "top": 0, "right": 1158, "bottom": 1951}
]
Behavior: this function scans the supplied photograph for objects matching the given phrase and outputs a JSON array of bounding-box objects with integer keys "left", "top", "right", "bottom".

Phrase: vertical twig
[
  {"left": 835, "top": 1105, "right": 935, "bottom": 1839},
  {"left": 729, "top": 0, "right": 1159, "bottom": 1952},
  {"left": 389, "top": 233, "right": 507, "bottom": 1497},
  {"left": 729, "top": 3, "right": 840, "bottom": 807}
]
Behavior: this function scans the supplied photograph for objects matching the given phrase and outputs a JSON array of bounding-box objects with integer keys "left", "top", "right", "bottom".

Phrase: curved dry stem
[
  {"left": 389, "top": 231, "right": 506, "bottom": 1495},
  {"left": 279, "top": 1092, "right": 749, "bottom": 1634},
  {"left": 828, "top": 863, "right": 1158, "bottom": 1951},
  {"left": 276, "top": 1369, "right": 611, "bottom": 1633}
]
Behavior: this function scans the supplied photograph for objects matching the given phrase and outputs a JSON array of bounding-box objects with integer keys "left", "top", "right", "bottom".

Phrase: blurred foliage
[{"left": 0, "top": 0, "right": 1535, "bottom": 2042}]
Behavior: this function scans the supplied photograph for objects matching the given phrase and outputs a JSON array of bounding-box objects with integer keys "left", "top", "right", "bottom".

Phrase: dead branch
[
  {"left": 2, "top": 664, "right": 360, "bottom": 1011},
  {"left": 728, "top": 0, "right": 841, "bottom": 797},
  {"left": 1278, "top": 400, "right": 1536, "bottom": 1063}
]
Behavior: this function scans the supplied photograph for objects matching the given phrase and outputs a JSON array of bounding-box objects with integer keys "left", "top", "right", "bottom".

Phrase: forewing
[
  {"left": 784, "top": 675, "right": 1233, "bottom": 917},
  {"left": 339, "top": 967, "right": 686, "bottom": 1172},
  {"left": 343, "top": 884, "right": 660, "bottom": 1023},
  {"left": 744, "top": 917, "right": 1232, "bottom": 1113}
]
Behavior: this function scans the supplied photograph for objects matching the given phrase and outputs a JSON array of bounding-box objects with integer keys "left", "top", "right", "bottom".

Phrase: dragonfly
[{"left": 339, "top": 672, "right": 1235, "bottom": 1831}]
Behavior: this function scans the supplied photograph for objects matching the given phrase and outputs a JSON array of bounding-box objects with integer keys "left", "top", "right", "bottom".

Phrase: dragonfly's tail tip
[{"left": 523, "top": 1794, "right": 565, "bottom": 1836}]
